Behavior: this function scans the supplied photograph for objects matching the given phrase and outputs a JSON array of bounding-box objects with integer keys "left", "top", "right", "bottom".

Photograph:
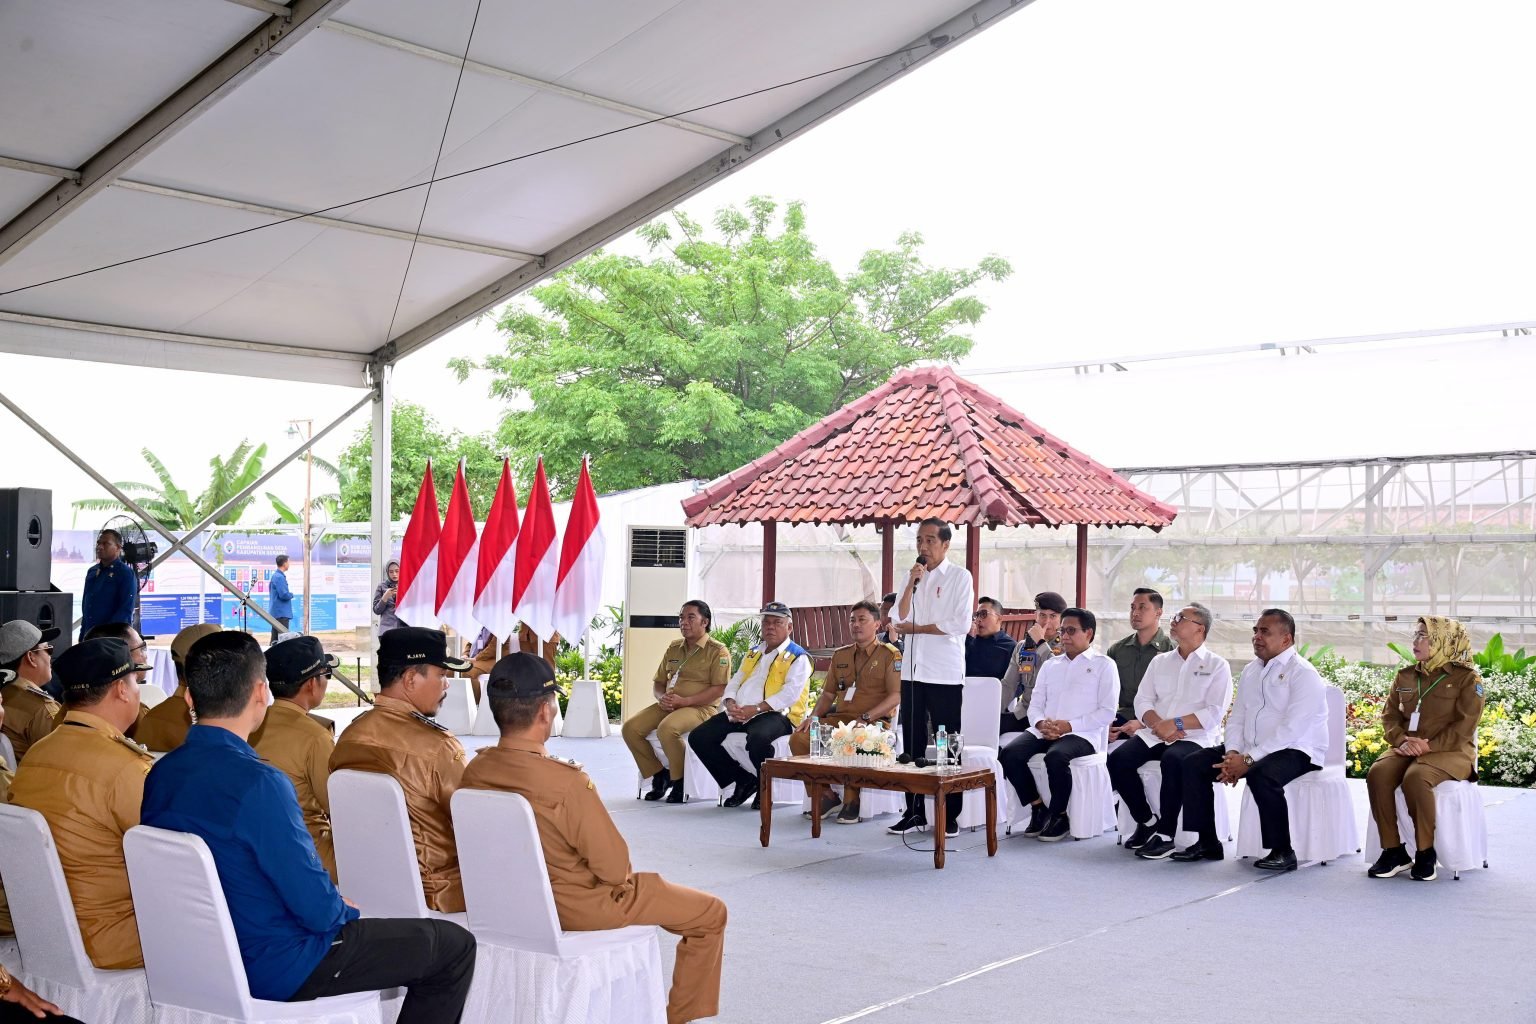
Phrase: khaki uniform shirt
[
  {"left": 1, "top": 680, "right": 62, "bottom": 762},
  {"left": 823, "top": 641, "right": 902, "bottom": 721},
  {"left": 0, "top": 765, "right": 12, "bottom": 933},
  {"left": 652, "top": 637, "right": 731, "bottom": 706},
  {"left": 1383, "top": 662, "right": 1486, "bottom": 781},
  {"left": 329, "top": 695, "right": 467, "bottom": 912},
  {"left": 134, "top": 685, "right": 193, "bottom": 752},
  {"left": 251, "top": 700, "right": 338, "bottom": 879},
  {"left": 7, "top": 710, "right": 154, "bottom": 969},
  {"left": 460, "top": 739, "right": 634, "bottom": 929}
]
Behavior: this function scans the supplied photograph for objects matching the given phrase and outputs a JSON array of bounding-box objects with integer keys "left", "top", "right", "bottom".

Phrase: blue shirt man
[
  {"left": 964, "top": 598, "right": 1015, "bottom": 679},
  {"left": 268, "top": 556, "right": 294, "bottom": 643},
  {"left": 142, "top": 630, "right": 476, "bottom": 1023},
  {"left": 80, "top": 531, "right": 137, "bottom": 637},
  {"left": 143, "top": 724, "right": 356, "bottom": 1000}
]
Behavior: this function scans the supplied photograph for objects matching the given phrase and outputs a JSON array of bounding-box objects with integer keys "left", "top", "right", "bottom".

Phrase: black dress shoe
[
  {"left": 1124, "top": 821, "right": 1158, "bottom": 850},
  {"left": 664, "top": 780, "right": 686, "bottom": 804},
  {"left": 643, "top": 771, "right": 669, "bottom": 801},
  {"left": 1136, "top": 836, "right": 1177, "bottom": 860},
  {"left": 1255, "top": 848, "right": 1298, "bottom": 871},
  {"left": 723, "top": 780, "right": 759, "bottom": 808},
  {"left": 1038, "top": 813, "right": 1071, "bottom": 842},
  {"left": 1171, "top": 843, "right": 1224, "bottom": 862},
  {"left": 1021, "top": 804, "right": 1048, "bottom": 837}
]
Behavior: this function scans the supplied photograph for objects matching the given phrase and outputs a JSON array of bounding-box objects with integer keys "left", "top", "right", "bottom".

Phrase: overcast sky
[{"left": 7, "top": 0, "right": 1536, "bottom": 523}]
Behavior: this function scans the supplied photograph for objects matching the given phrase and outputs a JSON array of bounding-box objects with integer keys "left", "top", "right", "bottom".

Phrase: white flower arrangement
[{"left": 826, "top": 721, "right": 896, "bottom": 766}]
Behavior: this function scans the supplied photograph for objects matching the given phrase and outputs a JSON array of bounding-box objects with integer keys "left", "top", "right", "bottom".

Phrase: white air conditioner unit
[{"left": 621, "top": 526, "right": 690, "bottom": 723}]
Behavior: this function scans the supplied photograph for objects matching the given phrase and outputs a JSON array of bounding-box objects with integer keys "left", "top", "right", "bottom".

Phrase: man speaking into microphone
[{"left": 887, "top": 518, "right": 975, "bottom": 838}]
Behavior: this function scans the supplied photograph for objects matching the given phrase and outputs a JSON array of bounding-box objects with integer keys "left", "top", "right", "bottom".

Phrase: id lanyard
[
  {"left": 1409, "top": 672, "right": 1446, "bottom": 731},
  {"left": 668, "top": 643, "right": 706, "bottom": 690}
]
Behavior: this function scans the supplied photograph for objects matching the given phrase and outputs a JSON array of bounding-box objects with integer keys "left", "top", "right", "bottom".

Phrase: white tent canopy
[{"left": 0, "top": 0, "right": 1028, "bottom": 659}]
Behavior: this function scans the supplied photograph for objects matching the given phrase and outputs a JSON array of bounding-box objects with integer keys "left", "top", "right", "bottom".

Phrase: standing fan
[{"left": 100, "top": 516, "right": 157, "bottom": 633}]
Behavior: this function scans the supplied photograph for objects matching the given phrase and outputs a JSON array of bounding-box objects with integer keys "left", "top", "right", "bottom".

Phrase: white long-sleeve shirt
[
  {"left": 1133, "top": 644, "right": 1234, "bottom": 748},
  {"left": 1025, "top": 647, "right": 1118, "bottom": 752},
  {"left": 891, "top": 557, "right": 974, "bottom": 685},
  {"left": 722, "top": 638, "right": 812, "bottom": 714},
  {"left": 1225, "top": 647, "right": 1329, "bottom": 767}
]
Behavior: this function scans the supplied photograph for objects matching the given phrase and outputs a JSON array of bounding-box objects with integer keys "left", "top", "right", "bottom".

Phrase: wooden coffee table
[{"left": 758, "top": 756, "right": 997, "bottom": 869}]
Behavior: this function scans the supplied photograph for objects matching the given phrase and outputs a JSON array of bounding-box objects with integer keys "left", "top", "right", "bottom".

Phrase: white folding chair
[
  {"left": 328, "top": 770, "right": 463, "bottom": 923},
  {"left": 1363, "top": 779, "right": 1489, "bottom": 880},
  {"left": 562, "top": 679, "right": 611, "bottom": 738},
  {"left": 922, "top": 677, "right": 1005, "bottom": 830},
  {"left": 124, "top": 826, "right": 384, "bottom": 1024},
  {"left": 721, "top": 733, "right": 804, "bottom": 805},
  {"left": 435, "top": 677, "right": 477, "bottom": 735},
  {"left": 1114, "top": 759, "right": 1231, "bottom": 845},
  {"left": 0, "top": 804, "right": 153, "bottom": 1024},
  {"left": 1236, "top": 685, "right": 1360, "bottom": 864},
  {"left": 451, "top": 790, "right": 666, "bottom": 1024}
]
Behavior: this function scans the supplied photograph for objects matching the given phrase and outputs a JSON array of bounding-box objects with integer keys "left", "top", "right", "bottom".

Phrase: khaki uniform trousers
[
  {"left": 1366, "top": 750, "right": 1460, "bottom": 851},
  {"left": 622, "top": 704, "right": 715, "bottom": 782},
  {"left": 563, "top": 873, "right": 726, "bottom": 1024}
]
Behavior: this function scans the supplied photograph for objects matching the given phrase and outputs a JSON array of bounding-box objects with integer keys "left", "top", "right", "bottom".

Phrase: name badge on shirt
[{"left": 1408, "top": 711, "right": 1420, "bottom": 731}]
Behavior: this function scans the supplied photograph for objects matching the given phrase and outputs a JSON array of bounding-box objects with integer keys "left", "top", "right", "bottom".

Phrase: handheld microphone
[
  {"left": 897, "top": 752, "right": 935, "bottom": 768},
  {"left": 915, "top": 555, "right": 929, "bottom": 567}
]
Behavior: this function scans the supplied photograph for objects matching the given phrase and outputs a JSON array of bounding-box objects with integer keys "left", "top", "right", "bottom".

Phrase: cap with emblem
[
  {"left": 54, "top": 638, "right": 150, "bottom": 692},
  {"left": 0, "top": 620, "right": 61, "bottom": 664},
  {"left": 759, "top": 601, "right": 792, "bottom": 619},
  {"left": 378, "top": 626, "right": 473, "bottom": 672},
  {"left": 171, "top": 623, "right": 223, "bottom": 665},
  {"left": 487, "top": 652, "right": 560, "bottom": 697},
  {"left": 265, "top": 635, "right": 339, "bottom": 685}
]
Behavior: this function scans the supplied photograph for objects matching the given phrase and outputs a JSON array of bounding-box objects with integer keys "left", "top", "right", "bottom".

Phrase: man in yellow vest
[{"left": 687, "top": 602, "right": 812, "bottom": 811}]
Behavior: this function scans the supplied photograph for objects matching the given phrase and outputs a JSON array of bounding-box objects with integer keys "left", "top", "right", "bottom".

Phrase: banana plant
[{"left": 1473, "top": 633, "right": 1536, "bottom": 675}]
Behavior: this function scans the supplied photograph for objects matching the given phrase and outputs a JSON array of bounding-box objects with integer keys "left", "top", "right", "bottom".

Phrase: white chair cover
[
  {"left": 436, "top": 677, "right": 477, "bottom": 735},
  {"left": 919, "top": 677, "right": 1003, "bottom": 830},
  {"left": 634, "top": 736, "right": 670, "bottom": 797},
  {"left": 1235, "top": 686, "right": 1359, "bottom": 863},
  {"left": 450, "top": 790, "right": 666, "bottom": 1024},
  {"left": 562, "top": 680, "right": 611, "bottom": 738},
  {"left": 1114, "top": 759, "right": 1232, "bottom": 845},
  {"left": 682, "top": 740, "right": 721, "bottom": 802},
  {"left": 328, "top": 771, "right": 433, "bottom": 920},
  {"left": 0, "top": 804, "right": 153, "bottom": 1024},
  {"left": 1006, "top": 747, "right": 1116, "bottom": 840},
  {"left": 470, "top": 680, "right": 499, "bottom": 737},
  {"left": 722, "top": 733, "right": 803, "bottom": 804},
  {"left": 1362, "top": 779, "right": 1488, "bottom": 878},
  {"left": 138, "top": 682, "right": 171, "bottom": 709},
  {"left": 124, "top": 826, "right": 384, "bottom": 1024}
]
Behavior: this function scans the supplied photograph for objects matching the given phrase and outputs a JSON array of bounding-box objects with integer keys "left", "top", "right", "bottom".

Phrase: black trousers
[
  {"left": 1108, "top": 738, "right": 1206, "bottom": 836},
  {"left": 999, "top": 713, "right": 1031, "bottom": 739},
  {"left": 999, "top": 732, "right": 1094, "bottom": 815},
  {"left": 270, "top": 615, "right": 291, "bottom": 644},
  {"left": 688, "top": 710, "right": 794, "bottom": 788},
  {"left": 1181, "top": 745, "right": 1319, "bottom": 851},
  {"left": 899, "top": 679, "right": 963, "bottom": 821},
  {"left": 0, "top": 1003, "right": 83, "bottom": 1024},
  {"left": 289, "top": 917, "right": 477, "bottom": 1024}
]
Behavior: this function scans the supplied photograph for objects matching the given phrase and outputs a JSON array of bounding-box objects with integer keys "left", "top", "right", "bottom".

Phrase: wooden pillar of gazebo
[
  {"left": 965, "top": 523, "right": 981, "bottom": 600},
  {"left": 761, "top": 520, "right": 777, "bottom": 606},
  {"left": 1075, "top": 524, "right": 1089, "bottom": 608},
  {"left": 879, "top": 520, "right": 895, "bottom": 596}
]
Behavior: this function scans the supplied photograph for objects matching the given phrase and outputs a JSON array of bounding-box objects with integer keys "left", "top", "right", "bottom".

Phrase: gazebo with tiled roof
[{"left": 680, "top": 365, "right": 1178, "bottom": 606}]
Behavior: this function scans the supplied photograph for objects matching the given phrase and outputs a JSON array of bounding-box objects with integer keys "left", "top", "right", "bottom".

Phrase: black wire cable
[
  {"left": 381, "top": 0, "right": 486, "bottom": 345},
  {"left": 0, "top": 36, "right": 950, "bottom": 300}
]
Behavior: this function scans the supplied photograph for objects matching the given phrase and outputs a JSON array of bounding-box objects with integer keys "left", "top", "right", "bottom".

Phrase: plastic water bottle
[
  {"left": 935, "top": 725, "right": 949, "bottom": 770},
  {"left": 807, "top": 716, "right": 821, "bottom": 758}
]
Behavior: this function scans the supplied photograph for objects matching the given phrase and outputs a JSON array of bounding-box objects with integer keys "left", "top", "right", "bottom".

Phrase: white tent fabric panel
[{"left": 0, "top": 0, "right": 1027, "bottom": 385}]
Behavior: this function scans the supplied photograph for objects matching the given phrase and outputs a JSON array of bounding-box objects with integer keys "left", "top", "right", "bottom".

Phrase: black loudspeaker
[
  {"left": 0, "top": 589, "right": 74, "bottom": 657},
  {"left": 0, "top": 488, "right": 52, "bottom": 591}
]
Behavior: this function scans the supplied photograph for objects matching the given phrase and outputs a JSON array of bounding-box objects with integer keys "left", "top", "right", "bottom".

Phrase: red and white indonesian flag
[
  {"left": 435, "top": 460, "right": 481, "bottom": 639},
  {"left": 512, "top": 457, "right": 559, "bottom": 643},
  {"left": 552, "top": 457, "right": 606, "bottom": 644},
  {"left": 472, "top": 459, "right": 520, "bottom": 640},
  {"left": 394, "top": 462, "right": 441, "bottom": 628}
]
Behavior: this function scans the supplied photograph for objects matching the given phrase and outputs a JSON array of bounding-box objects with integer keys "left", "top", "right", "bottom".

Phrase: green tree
[
  {"left": 71, "top": 442, "right": 268, "bottom": 529},
  {"left": 451, "top": 197, "right": 1011, "bottom": 495},
  {"left": 336, "top": 401, "right": 502, "bottom": 521}
]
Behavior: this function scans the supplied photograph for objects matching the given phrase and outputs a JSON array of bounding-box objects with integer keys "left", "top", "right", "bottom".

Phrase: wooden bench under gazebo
[{"left": 681, "top": 366, "right": 1177, "bottom": 650}]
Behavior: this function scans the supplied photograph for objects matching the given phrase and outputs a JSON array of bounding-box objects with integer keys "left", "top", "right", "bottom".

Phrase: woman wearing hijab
[
  {"left": 372, "top": 561, "right": 404, "bottom": 631},
  {"left": 1366, "top": 616, "right": 1485, "bottom": 881}
]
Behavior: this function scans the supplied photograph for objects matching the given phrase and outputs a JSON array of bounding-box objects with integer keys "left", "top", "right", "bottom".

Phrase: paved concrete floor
[{"left": 323, "top": 712, "right": 1536, "bottom": 1024}]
